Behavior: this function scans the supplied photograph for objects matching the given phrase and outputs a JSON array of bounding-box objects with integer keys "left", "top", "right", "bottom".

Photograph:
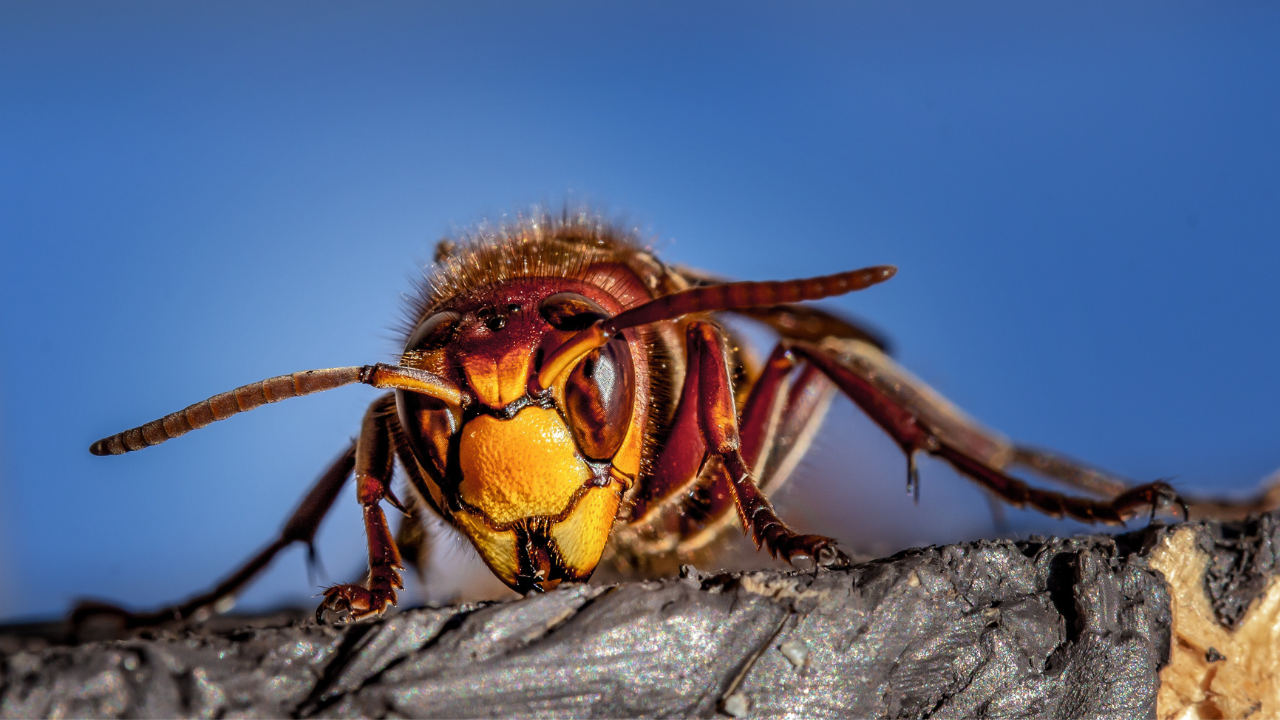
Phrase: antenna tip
[
  {"left": 870, "top": 265, "right": 897, "bottom": 283},
  {"left": 89, "top": 438, "right": 121, "bottom": 456}
]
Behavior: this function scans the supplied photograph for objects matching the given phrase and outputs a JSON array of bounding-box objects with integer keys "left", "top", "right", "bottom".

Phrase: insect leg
[
  {"left": 1175, "top": 468, "right": 1280, "bottom": 521},
  {"left": 738, "top": 344, "right": 806, "bottom": 475},
  {"left": 393, "top": 495, "right": 433, "bottom": 588},
  {"left": 317, "top": 394, "right": 405, "bottom": 623},
  {"left": 685, "top": 322, "right": 848, "bottom": 565},
  {"left": 669, "top": 345, "right": 836, "bottom": 554},
  {"left": 1006, "top": 446, "right": 1129, "bottom": 498},
  {"left": 628, "top": 324, "right": 842, "bottom": 567},
  {"left": 760, "top": 329, "right": 1279, "bottom": 521},
  {"left": 627, "top": 330, "right": 712, "bottom": 524},
  {"left": 741, "top": 321, "right": 1136, "bottom": 503},
  {"left": 71, "top": 440, "right": 357, "bottom": 634},
  {"left": 786, "top": 340, "right": 1186, "bottom": 525},
  {"left": 1007, "top": 446, "right": 1280, "bottom": 521}
]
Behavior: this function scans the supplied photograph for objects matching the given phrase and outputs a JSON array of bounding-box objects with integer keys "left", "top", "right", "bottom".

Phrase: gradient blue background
[{"left": 2, "top": 2, "right": 1278, "bottom": 622}]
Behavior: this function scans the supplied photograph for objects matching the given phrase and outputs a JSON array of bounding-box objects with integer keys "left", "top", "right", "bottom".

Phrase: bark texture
[{"left": 2, "top": 513, "right": 1277, "bottom": 719}]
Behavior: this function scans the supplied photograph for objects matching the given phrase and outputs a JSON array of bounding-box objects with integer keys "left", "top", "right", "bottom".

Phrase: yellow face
[
  {"left": 452, "top": 407, "right": 623, "bottom": 589},
  {"left": 395, "top": 279, "right": 646, "bottom": 592}
]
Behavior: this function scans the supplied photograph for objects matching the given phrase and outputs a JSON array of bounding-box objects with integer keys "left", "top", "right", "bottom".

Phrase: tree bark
[{"left": 2, "top": 512, "right": 1277, "bottom": 719}]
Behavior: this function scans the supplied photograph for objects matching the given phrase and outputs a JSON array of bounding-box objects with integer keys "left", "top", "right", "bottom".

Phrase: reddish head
[{"left": 393, "top": 220, "right": 668, "bottom": 592}]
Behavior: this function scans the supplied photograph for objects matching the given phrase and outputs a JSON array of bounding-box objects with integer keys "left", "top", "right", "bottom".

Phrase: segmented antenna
[
  {"left": 534, "top": 265, "right": 897, "bottom": 392},
  {"left": 91, "top": 364, "right": 462, "bottom": 456}
]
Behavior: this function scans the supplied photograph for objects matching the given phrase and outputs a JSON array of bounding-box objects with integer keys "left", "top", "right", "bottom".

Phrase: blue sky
[{"left": 1, "top": 2, "right": 1278, "bottom": 621}]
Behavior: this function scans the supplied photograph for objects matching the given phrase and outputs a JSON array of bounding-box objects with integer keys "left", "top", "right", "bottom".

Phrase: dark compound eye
[
  {"left": 539, "top": 292, "right": 609, "bottom": 331},
  {"left": 564, "top": 337, "right": 635, "bottom": 461},
  {"left": 405, "top": 311, "right": 461, "bottom": 351}
]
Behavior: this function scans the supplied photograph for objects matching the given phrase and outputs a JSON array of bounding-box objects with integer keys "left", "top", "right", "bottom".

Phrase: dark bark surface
[
  {"left": 2, "top": 514, "right": 1276, "bottom": 719},
  {"left": 1196, "top": 512, "right": 1279, "bottom": 630}
]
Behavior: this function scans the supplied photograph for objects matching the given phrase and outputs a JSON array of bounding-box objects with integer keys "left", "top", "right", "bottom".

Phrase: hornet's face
[{"left": 394, "top": 278, "right": 647, "bottom": 592}]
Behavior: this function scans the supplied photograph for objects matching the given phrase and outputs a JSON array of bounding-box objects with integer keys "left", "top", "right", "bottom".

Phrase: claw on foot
[
  {"left": 815, "top": 543, "right": 850, "bottom": 567},
  {"left": 790, "top": 554, "right": 816, "bottom": 572},
  {"left": 1112, "top": 480, "right": 1188, "bottom": 524},
  {"left": 779, "top": 533, "right": 848, "bottom": 570},
  {"left": 315, "top": 583, "right": 395, "bottom": 624}
]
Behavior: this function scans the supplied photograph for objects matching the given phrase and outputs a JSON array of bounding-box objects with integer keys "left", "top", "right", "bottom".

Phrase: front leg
[
  {"left": 317, "top": 394, "right": 406, "bottom": 623},
  {"left": 651, "top": 321, "right": 847, "bottom": 566}
]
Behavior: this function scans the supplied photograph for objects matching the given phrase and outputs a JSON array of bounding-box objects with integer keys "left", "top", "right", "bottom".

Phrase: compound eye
[
  {"left": 539, "top": 293, "right": 609, "bottom": 331},
  {"left": 564, "top": 337, "right": 635, "bottom": 460},
  {"left": 405, "top": 311, "right": 461, "bottom": 351}
]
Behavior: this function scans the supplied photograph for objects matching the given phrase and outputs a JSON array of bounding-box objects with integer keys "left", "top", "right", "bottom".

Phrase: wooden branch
[{"left": 2, "top": 512, "right": 1277, "bottom": 718}]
